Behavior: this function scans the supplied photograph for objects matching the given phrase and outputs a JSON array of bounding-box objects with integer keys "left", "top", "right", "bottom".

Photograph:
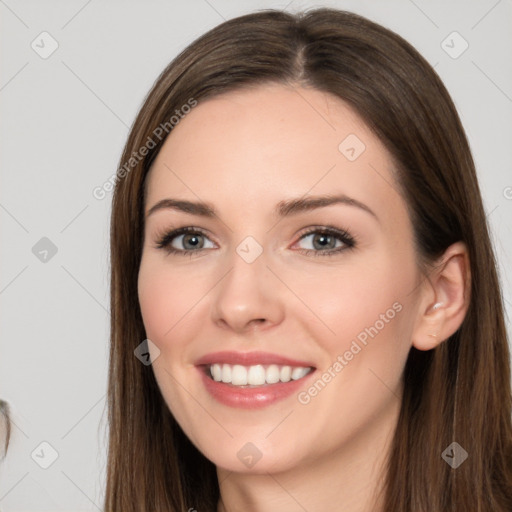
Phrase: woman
[{"left": 104, "top": 7, "right": 512, "bottom": 511}]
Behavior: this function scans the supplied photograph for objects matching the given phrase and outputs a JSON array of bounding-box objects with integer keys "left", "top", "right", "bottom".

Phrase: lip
[
  {"left": 195, "top": 350, "right": 314, "bottom": 367},
  {"left": 195, "top": 351, "right": 316, "bottom": 409}
]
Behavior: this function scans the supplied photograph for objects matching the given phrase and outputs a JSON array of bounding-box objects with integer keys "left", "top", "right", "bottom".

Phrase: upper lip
[{"left": 195, "top": 351, "right": 315, "bottom": 368}]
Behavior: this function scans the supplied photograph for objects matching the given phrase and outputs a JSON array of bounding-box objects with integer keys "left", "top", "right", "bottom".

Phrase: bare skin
[{"left": 137, "top": 83, "right": 470, "bottom": 511}]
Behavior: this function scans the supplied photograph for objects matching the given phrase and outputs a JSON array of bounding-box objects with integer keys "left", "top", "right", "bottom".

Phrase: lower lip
[{"left": 197, "top": 366, "right": 315, "bottom": 409}]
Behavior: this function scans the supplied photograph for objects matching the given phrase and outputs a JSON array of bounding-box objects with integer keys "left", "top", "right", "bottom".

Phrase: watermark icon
[
  {"left": 237, "top": 442, "right": 263, "bottom": 468},
  {"left": 31, "top": 31, "right": 59, "bottom": 59},
  {"left": 92, "top": 98, "right": 198, "bottom": 200},
  {"left": 441, "top": 31, "right": 469, "bottom": 59},
  {"left": 503, "top": 186, "right": 512, "bottom": 200},
  {"left": 134, "top": 339, "right": 161, "bottom": 365},
  {"left": 236, "top": 236, "right": 263, "bottom": 263},
  {"left": 32, "top": 237, "right": 58, "bottom": 263},
  {"left": 441, "top": 441, "right": 468, "bottom": 469},
  {"left": 31, "top": 441, "right": 59, "bottom": 469},
  {"left": 297, "top": 301, "right": 403, "bottom": 404},
  {"left": 338, "top": 134, "right": 366, "bottom": 161}
]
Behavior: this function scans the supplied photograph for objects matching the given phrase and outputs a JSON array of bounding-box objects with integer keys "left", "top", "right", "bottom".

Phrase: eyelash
[{"left": 153, "top": 225, "right": 356, "bottom": 258}]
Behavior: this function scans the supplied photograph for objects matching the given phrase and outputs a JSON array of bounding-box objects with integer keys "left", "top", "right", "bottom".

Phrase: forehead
[{"left": 145, "top": 84, "right": 405, "bottom": 226}]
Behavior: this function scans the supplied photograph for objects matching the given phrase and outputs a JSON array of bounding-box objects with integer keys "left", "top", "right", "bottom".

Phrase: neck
[{"left": 216, "top": 396, "right": 400, "bottom": 512}]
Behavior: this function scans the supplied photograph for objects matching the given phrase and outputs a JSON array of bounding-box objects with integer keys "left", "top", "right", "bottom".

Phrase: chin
[{"left": 194, "top": 434, "right": 303, "bottom": 475}]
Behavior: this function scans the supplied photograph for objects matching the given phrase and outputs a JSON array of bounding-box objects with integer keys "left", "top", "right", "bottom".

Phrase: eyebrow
[{"left": 145, "top": 194, "right": 378, "bottom": 221}]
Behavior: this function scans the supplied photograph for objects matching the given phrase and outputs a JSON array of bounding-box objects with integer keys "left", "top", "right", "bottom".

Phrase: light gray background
[{"left": 0, "top": 0, "right": 511, "bottom": 510}]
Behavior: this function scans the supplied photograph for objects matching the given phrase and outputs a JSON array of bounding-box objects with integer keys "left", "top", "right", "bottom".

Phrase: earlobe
[{"left": 411, "top": 242, "right": 471, "bottom": 351}]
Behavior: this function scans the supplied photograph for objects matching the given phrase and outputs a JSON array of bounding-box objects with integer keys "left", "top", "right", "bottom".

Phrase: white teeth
[
  {"left": 280, "top": 365, "right": 292, "bottom": 382},
  {"left": 248, "top": 365, "right": 266, "bottom": 385},
  {"left": 211, "top": 363, "right": 222, "bottom": 382},
  {"left": 265, "top": 364, "right": 280, "bottom": 384},
  {"left": 231, "top": 364, "right": 248, "bottom": 385},
  {"left": 291, "top": 367, "right": 310, "bottom": 380},
  {"left": 221, "top": 364, "right": 232, "bottom": 383},
  {"left": 208, "top": 363, "right": 312, "bottom": 386}
]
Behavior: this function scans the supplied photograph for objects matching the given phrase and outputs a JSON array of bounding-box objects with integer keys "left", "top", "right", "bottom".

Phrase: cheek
[
  {"left": 289, "top": 251, "right": 416, "bottom": 385},
  {"left": 137, "top": 257, "right": 202, "bottom": 343},
  {"left": 138, "top": 265, "right": 171, "bottom": 340},
  {"left": 300, "top": 259, "right": 409, "bottom": 336},
  {"left": 137, "top": 258, "right": 202, "bottom": 416},
  {"left": 290, "top": 264, "right": 414, "bottom": 435}
]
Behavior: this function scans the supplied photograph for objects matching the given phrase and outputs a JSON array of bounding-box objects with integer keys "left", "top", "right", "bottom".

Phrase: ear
[{"left": 412, "top": 241, "right": 471, "bottom": 351}]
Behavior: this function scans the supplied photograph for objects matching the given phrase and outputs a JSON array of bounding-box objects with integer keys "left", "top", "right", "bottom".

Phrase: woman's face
[{"left": 138, "top": 83, "right": 424, "bottom": 474}]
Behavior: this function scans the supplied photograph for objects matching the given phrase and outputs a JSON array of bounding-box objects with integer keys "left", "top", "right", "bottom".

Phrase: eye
[
  {"left": 293, "top": 226, "right": 356, "bottom": 257},
  {"left": 154, "top": 225, "right": 356, "bottom": 258},
  {"left": 154, "top": 227, "right": 215, "bottom": 257}
]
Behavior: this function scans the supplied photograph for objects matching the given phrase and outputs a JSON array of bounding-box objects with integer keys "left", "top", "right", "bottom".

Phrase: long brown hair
[{"left": 105, "top": 8, "right": 512, "bottom": 511}]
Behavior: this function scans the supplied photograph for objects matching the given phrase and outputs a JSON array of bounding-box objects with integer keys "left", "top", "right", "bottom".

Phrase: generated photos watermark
[
  {"left": 297, "top": 301, "right": 403, "bottom": 405},
  {"left": 92, "top": 97, "right": 198, "bottom": 200}
]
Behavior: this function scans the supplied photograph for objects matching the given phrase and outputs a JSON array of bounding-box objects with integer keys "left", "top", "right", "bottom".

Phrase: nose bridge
[
  {"left": 235, "top": 234, "right": 265, "bottom": 266},
  {"left": 210, "top": 234, "right": 284, "bottom": 332},
  {"left": 220, "top": 234, "right": 270, "bottom": 306}
]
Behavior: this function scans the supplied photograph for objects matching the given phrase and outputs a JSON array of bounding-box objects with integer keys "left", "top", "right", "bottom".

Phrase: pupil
[
  {"left": 314, "top": 234, "right": 334, "bottom": 250},
  {"left": 184, "top": 234, "right": 202, "bottom": 249}
]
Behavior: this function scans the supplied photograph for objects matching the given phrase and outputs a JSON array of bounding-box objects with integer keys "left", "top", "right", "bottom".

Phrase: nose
[{"left": 210, "top": 245, "right": 285, "bottom": 335}]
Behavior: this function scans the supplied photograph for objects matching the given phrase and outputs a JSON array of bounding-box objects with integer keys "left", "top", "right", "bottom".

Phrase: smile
[
  {"left": 195, "top": 351, "right": 317, "bottom": 408},
  {"left": 208, "top": 363, "right": 313, "bottom": 387}
]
